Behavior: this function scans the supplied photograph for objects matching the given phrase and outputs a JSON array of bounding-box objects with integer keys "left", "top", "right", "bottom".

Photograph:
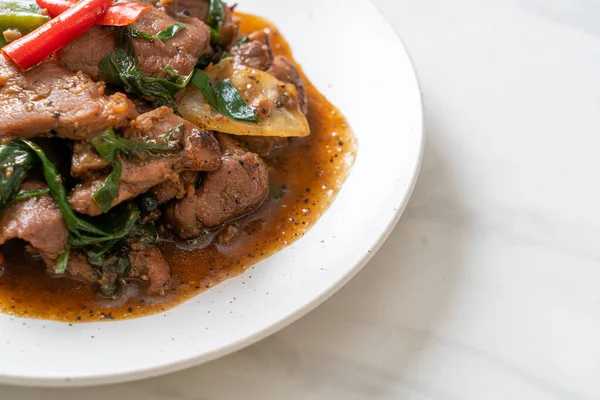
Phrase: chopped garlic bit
[{"left": 3, "top": 29, "right": 22, "bottom": 43}]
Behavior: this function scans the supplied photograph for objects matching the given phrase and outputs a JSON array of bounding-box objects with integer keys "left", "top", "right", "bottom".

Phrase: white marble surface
[{"left": 5, "top": 0, "right": 600, "bottom": 398}]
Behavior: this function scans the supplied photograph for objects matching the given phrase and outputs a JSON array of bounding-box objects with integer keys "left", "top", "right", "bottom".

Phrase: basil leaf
[
  {"left": 213, "top": 79, "right": 259, "bottom": 122},
  {"left": 0, "top": 141, "right": 39, "bottom": 208},
  {"left": 206, "top": 0, "right": 225, "bottom": 43},
  {"left": 130, "top": 29, "right": 153, "bottom": 41},
  {"left": 86, "top": 240, "right": 118, "bottom": 267},
  {"left": 99, "top": 27, "right": 192, "bottom": 108},
  {"left": 92, "top": 127, "right": 180, "bottom": 161},
  {"left": 91, "top": 128, "right": 180, "bottom": 212},
  {"left": 8, "top": 188, "right": 50, "bottom": 205},
  {"left": 191, "top": 69, "right": 258, "bottom": 123},
  {"left": 156, "top": 23, "right": 186, "bottom": 41},
  {"left": 92, "top": 160, "right": 122, "bottom": 213},
  {"left": 16, "top": 139, "right": 141, "bottom": 246},
  {"left": 55, "top": 245, "right": 70, "bottom": 274}
]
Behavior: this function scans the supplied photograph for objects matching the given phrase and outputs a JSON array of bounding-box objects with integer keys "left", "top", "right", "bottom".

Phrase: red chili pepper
[
  {"left": 36, "top": 0, "right": 151, "bottom": 26},
  {"left": 2, "top": 0, "right": 112, "bottom": 70}
]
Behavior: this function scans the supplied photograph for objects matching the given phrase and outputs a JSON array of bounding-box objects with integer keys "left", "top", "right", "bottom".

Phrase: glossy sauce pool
[{"left": 0, "top": 13, "right": 357, "bottom": 322}]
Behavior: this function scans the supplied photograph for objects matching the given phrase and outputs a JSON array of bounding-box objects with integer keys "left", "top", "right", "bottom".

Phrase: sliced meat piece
[
  {"left": 239, "top": 136, "right": 288, "bottom": 156},
  {"left": 46, "top": 250, "right": 99, "bottom": 283},
  {"left": 231, "top": 30, "right": 273, "bottom": 71},
  {"left": 218, "top": 6, "right": 238, "bottom": 47},
  {"left": 0, "top": 59, "right": 137, "bottom": 140},
  {"left": 128, "top": 243, "right": 171, "bottom": 294},
  {"left": 150, "top": 0, "right": 209, "bottom": 20},
  {"left": 59, "top": 9, "right": 211, "bottom": 81},
  {"left": 165, "top": 134, "right": 268, "bottom": 238},
  {"left": 267, "top": 56, "right": 308, "bottom": 115},
  {"left": 71, "top": 142, "right": 111, "bottom": 178},
  {"left": 57, "top": 26, "right": 114, "bottom": 82},
  {"left": 0, "top": 182, "right": 68, "bottom": 263},
  {"left": 69, "top": 107, "right": 221, "bottom": 216},
  {"left": 152, "top": 170, "right": 197, "bottom": 204}
]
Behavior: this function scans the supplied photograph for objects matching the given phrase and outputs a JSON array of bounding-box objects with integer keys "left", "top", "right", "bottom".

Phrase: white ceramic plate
[{"left": 0, "top": 0, "right": 423, "bottom": 386}]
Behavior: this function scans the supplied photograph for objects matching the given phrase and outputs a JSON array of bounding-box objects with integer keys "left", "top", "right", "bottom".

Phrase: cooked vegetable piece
[
  {"left": 36, "top": 0, "right": 150, "bottom": 26},
  {"left": 180, "top": 58, "right": 310, "bottom": 137},
  {"left": 130, "top": 28, "right": 153, "bottom": 41},
  {"left": 2, "top": 0, "right": 112, "bottom": 69},
  {"left": 99, "top": 27, "right": 193, "bottom": 108},
  {"left": 156, "top": 23, "right": 185, "bottom": 41},
  {"left": 92, "top": 160, "right": 122, "bottom": 213},
  {"left": 0, "top": 1, "right": 49, "bottom": 49},
  {"left": 0, "top": 141, "right": 39, "bottom": 208},
  {"left": 191, "top": 69, "right": 258, "bottom": 122},
  {"left": 9, "top": 188, "right": 50, "bottom": 205},
  {"left": 206, "top": 0, "right": 225, "bottom": 43},
  {"left": 55, "top": 245, "right": 70, "bottom": 274}
]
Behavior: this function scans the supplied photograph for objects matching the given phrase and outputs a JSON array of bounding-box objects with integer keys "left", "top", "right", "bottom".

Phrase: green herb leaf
[
  {"left": 130, "top": 29, "right": 153, "bottom": 41},
  {"left": 92, "top": 160, "right": 122, "bottom": 213},
  {"left": 92, "top": 127, "right": 180, "bottom": 162},
  {"left": 16, "top": 139, "right": 141, "bottom": 246},
  {"left": 90, "top": 128, "right": 180, "bottom": 212},
  {"left": 55, "top": 245, "right": 70, "bottom": 274},
  {"left": 8, "top": 188, "right": 50, "bottom": 205},
  {"left": 191, "top": 69, "right": 259, "bottom": 123},
  {"left": 86, "top": 240, "right": 119, "bottom": 267},
  {"left": 220, "top": 51, "right": 230, "bottom": 60},
  {"left": 99, "top": 27, "right": 192, "bottom": 108},
  {"left": 206, "top": 0, "right": 225, "bottom": 43},
  {"left": 156, "top": 23, "right": 186, "bottom": 41},
  {"left": 0, "top": 140, "right": 39, "bottom": 208}
]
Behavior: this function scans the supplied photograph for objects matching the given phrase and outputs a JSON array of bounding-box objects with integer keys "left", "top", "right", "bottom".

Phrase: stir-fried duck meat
[
  {"left": 268, "top": 56, "right": 308, "bottom": 115},
  {"left": 59, "top": 9, "right": 211, "bottom": 81},
  {"left": 231, "top": 30, "right": 274, "bottom": 71},
  {"left": 128, "top": 242, "right": 171, "bottom": 294},
  {"left": 0, "top": 181, "right": 68, "bottom": 264},
  {"left": 0, "top": 58, "right": 136, "bottom": 140},
  {"left": 165, "top": 134, "right": 268, "bottom": 238},
  {"left": 69, "top": 107, "right": 221, "bottom": 216}
]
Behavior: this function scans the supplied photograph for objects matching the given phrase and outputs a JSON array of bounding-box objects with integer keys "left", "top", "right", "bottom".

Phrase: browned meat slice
[
  {"left": 69, "top": 107, "right": 221, "bottom": 216},
  {"left": 128, "top": 243, "right": 171, "bottom": 294},
  {"left": 45, "top": 250, "right": 99, "bottom": 283},
  {"left": 151, "top": 170, "right": 197, "bottom": 204},
  {"left": 71, "top": 142, "right": 111, "bottom": 178},
  {"left": 148, "top": 0, "right": 209, "bottom": 20},
  {"left": 165, "top": 134, "right": 268, "bottom": 238},
  {"left": 0, "top": 59, "right": 137, "bottom": 140},
  {"left": 0, "top": 182, "right": 68, "bottom": 263},
  {"left": 267, "top": 56, "right": 308, "bottom": 115},
  {"left": 218, "top": 6, "right": 238, "bottom": 47},
  {"left": 231, "top": 30, "right": 273, "bottom": 71},
  {"left": 59, "top": 9, "right": 210, "bottom": 81},
  {"left": 238, "top": 136, "right": 288, "bottom": 156}
]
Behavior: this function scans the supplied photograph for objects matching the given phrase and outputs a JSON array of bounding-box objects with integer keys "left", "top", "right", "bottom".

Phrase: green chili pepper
[{"left": 0, "top": 1, "right": 50, "bottom": 47}]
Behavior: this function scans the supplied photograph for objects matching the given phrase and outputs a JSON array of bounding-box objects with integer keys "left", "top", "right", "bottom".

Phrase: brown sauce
[{"left": 0, "top": 13, "right": 357, "bottom": 322}]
